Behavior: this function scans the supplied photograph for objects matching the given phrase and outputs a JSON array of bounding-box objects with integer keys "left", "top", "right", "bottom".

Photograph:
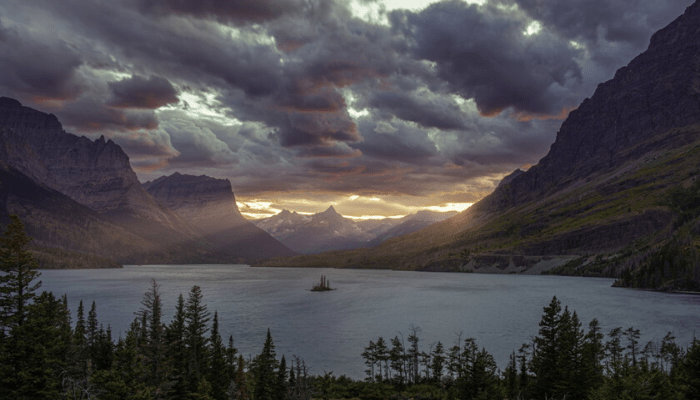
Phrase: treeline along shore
[{"left": 1, "top": 215, "right": 699, "bottom": 399}]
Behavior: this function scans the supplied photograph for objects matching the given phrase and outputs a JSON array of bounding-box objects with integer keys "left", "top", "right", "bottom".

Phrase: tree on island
[{"left": 311, "top": 275, "right": 334, "bottom": 291}]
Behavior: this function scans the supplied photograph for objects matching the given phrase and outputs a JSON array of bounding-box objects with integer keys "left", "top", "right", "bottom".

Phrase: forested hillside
[{"left": 2, "top": 215, "right": 699, "bottom": 399}]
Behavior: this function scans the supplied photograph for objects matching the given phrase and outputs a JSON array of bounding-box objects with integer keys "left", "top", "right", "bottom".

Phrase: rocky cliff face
[
  {"left": 145, "top": 173, "right": 295, "bottom": 260},
  {"left": 0, "top": 97, "right": 194, "bottom": 234},
  {"left": 486, "top": 1, "right": 700, "bottom": 210}
]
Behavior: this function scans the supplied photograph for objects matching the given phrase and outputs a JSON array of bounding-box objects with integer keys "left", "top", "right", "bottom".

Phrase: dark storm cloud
[
  {"left": 296, "top": 143, "right": 363, "bottom": 158},
  {"left": 391, "top": 1, "right": 583, "bottom": 116},
  {"left": 108, "top": 75, "right": 179, "bottom": 109},
  {"left": 60, "top": 95, "right": 159, "bottom": 132},
  {"left": 159, "top": 118, "right": 237, "bottom": 167},
  {"left": 367, "top": 90, "right": 467, "bottom": 130},
  {"left": 1, "top": 0, "right": 694, "bottom": 203},
  {"left": 0, "top": 20, "right": 83, "bottom": 101},
  {"left": 354, "top": 117, "right": 439, "bottom": 164},
  {"left": 34, "top": 0, "right": 286, "bottom": 98},
  {"left": 139, "top": 0, "right": 305, "bottom": 25},
  {"left": 500, "top": 0, "right": 692, "bottom": 48}
]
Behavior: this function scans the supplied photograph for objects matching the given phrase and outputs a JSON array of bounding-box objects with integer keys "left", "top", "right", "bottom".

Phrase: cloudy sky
[{"left": 0, "top": 0, "right": 693, "bottom": 219}]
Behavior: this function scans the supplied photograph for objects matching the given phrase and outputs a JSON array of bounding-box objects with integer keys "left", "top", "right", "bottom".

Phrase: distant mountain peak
[{"left": 323, "top": 205, "right": 338, "bottom": 214}]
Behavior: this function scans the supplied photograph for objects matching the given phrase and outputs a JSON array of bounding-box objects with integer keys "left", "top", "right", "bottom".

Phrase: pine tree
[
  {"left": 530, "top": 296, "right": 562, "bottom": 399},
  {"left": 166, "top": 293, "right": 189, "bottom": 399},
  {"left": 208, "top": 311, "right": 228, "bottom": 400},
  {"left": 430, "top": 341, "right": 445, "bottom": 383},
  {"left": 185, "top": 285, "right": 211, "bottom": 394},
  {"left": 1, "top": 291, "right": 70, "bottom": 398},
  {"left": 92, "top": 318, "right": 153, "bottom": 399},
  {"left": 504, "top": 351, "right": 518, "bottom": 398},
  {"left": 253, "top": 329, "right": 278, "bottom": 400},
  {"left": 407, "top": 325, "right": 421, "bottom": 384},
  {"left": 136, "top": 279, "right": 167, "bottom": 397},
  {"left": 0, "top": 215, "right": 42, "bottom": 329},
  {"left": 375, "top": 336, "right": 389, "bottom": 381},
  {"left": 389, "top": 336, "right": 406, "bottom": 386},
  {"left": 274, "top": 355, "right": 288, "bottom": 400},
  {"left": 361, "top": 340, "right": 377, "bottom": 381},
  {"left": 225, "top": 335, "right": 238, "bottom": 389},
  {"left": 681, "top": 338, "right": 700, "bottom": 399},
  {"left": 87, "top": 300, "right": 99, "bottom": 348},
  {"left": 234, "top": 355, "right": 250, "bottom": 400}
]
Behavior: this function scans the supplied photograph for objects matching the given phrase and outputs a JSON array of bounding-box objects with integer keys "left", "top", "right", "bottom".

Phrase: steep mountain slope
[
  {"left": 0, "top": 160, "right": 221, "bottom": 266},
  {"left": 0, "top": 97, "right": 194, "bottom": 234},
  {"left": 0, "top": 99, "right": 291, "bottom": 265},
  {"left": 255, "top": 1, "right": 700, "bottom": 290},
  {"left": 144, "top": 173, "right": 295, "bottom": 260}
]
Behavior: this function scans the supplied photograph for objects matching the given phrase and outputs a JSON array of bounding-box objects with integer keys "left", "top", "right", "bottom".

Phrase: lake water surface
[{"left": 40, "top": 265, "right": 700, "bottom": 379}]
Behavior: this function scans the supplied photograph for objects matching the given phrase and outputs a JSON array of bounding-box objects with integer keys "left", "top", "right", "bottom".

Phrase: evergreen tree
[
  {"left": 446, "top": 333, "right": 463, "bottom": 380},
  {"left": 361, "top": 339, "right": 378, "bottom": 382},
  {"left": 517, "top": 342, "right": 531, "bottom": 395},
  {"left": 253, "top": 329, "right": 279, "bottom": 400},
  {"left": 430, "top": 341, "right": 445, "bottom": 383},
  {"left": 407, "top": 326, "right": 421, "bottom": 384},
  {"left": 624, "top": 326, "right": 641, "bottom": 367},
  {"left": 208, "top": 311, "right": 228, "bottom": 400},
  {"left": 137, "top": 279, "right": 167, "bottom": 397},
  {"left": 166, "top": 293, "right": 189, "bottom": 399},
  {"left": 225, "top": 335, "right": 238, "bottom": 390},
  {"left": 681, "top": 338, "right": 700, "bottom": 399},
  {"left": 375, "top": 336, "right": 389, "bottom": 381},
  {"left": 0, "top": 215, "right": 42, "bottom": 329},
  {"left": 87, "top": 300, "right": 99, "bottom": 348},
  {"left": 504, "top": 351, "right": 518, "bottom": 398},
  {"left": 274, "top": 355, "right": 288, "bottom": 400},
  {"left": 92, "top": 318, "right": 153, "bottom": 399},
  {"left": 582, "top": 318, "right": 605, "bottom": 386},
  {"left": 233, "top": 355, "right": 250, "bottom": 400},
  {"left": 1, "top": 291, "right": 70, "bottom": 398},
  {"left": 93, "top": 324, "right": 114, "bottom": 372},
  {"left": 530, "top": 296, "right": 562, "bottom": 399},
  {"left": 389, "top": 336, "right": 406, "bottom": 386},
  {"left": 185, "top": 285, "right": 211, "bottom": 394}
]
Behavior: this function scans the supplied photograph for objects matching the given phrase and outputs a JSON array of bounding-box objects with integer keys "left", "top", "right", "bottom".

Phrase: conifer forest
[{"left": 1, "top": 215, "right": 700, "bottom": 399}]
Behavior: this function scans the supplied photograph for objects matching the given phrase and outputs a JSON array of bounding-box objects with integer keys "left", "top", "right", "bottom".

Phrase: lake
[{"left": 39, "top": 265, "right": 700, "bottom": 379}]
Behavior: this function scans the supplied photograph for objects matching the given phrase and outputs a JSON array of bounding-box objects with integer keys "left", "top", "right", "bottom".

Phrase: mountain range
[
  {"left": 253, "top": 207, "right": 457, "bottom": 254},
  {"left": 255, "top": 1, "right": 700, "bottom": 291},
  {"left": 1, "top": 2, "right": 699, "bottom": 291},
  {"left": 0, "top": 95, "right": 457, "bottom": 266},
  {"left": 0, "top": 98, "right": 295, "bottom": 266}
]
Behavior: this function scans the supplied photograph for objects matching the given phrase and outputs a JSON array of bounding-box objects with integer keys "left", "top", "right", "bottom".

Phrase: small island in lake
[{"left": 311, "top": 274, "right": 335, "bottom": 291}]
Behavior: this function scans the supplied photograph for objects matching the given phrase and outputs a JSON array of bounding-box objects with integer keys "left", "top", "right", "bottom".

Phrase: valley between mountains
[{"left": 2, "top": 2, "right": 700, "bottom": 292}]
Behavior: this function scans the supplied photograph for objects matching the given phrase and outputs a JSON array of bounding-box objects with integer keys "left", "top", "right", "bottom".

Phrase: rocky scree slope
[{"left": 0, "top": 97, "right": 193, "bottom": 235}]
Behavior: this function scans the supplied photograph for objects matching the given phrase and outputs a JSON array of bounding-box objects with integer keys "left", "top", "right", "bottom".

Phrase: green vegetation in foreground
[
  {"left": 310, "top": 274, "right": 335, "bottom": 291},
  {"left": 2, "top": 216, "right": 700, "bottom": 399}
]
